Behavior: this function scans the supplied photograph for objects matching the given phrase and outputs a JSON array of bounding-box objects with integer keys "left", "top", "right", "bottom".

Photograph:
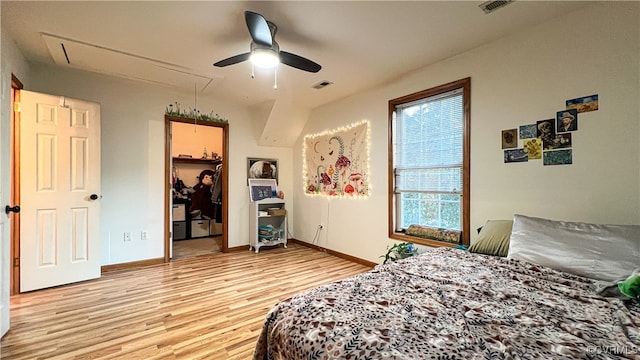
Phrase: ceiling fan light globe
[{"left": 251, "top": 49, "right": 280, "bottom": 69}]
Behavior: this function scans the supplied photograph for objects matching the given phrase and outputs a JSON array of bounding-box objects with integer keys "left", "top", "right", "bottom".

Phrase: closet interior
[{"left": 170, "top": 121, "right": 224, "bottom": 258}]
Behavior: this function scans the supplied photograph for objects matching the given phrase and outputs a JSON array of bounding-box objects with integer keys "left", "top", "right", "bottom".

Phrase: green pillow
[
  {"left": 618, "top": 270, "right": 640, "bottom": 299},
  {"left": 469, "top": 220, "right": 513, "bottom": 257}
]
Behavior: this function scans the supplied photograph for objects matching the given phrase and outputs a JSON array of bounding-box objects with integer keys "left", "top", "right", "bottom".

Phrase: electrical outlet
[
  {"left": 141, "top": 231, "right": 148, "bottom": 240},
  {"left": 124, "top": 232, "right": 131, "bottom": 242}
]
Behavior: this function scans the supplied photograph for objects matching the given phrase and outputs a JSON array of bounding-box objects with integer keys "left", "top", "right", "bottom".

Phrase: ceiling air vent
[
  {"left": 312, "top": 80, "right": 333, "bottom": 90},
  {"left": 479, "top": 0, "right": 514, "bottom": 14}
]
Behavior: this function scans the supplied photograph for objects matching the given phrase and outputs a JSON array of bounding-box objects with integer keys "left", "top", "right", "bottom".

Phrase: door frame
[
  {"left": 10, "top": 75, "right": 23, "bottom": 295},
  {"left": 164, "top": 115, "right": 229, "bottom": 261}
]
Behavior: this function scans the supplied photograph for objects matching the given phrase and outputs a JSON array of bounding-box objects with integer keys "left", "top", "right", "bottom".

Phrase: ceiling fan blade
[
  {"left": 245, "top": 11, "right": 272, "bottom": 47},
  {"left": 213, "top": 53, "right": 251, "bottom": 67},
  {"left": 280, "top": 51, "right": 322, "bottom": 73}
]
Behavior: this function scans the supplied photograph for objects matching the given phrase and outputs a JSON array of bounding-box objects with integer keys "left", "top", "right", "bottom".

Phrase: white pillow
[{"left": 507, "top": 214, "right": 640, "bottom": 282}]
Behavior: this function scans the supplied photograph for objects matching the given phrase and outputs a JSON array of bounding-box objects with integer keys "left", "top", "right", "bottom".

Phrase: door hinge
[
  {"left": 13, "top": 101, "right": 21, "bottom": 113},
  {"left": 13, "top": 257, "right": 19, "bottom": 267}
]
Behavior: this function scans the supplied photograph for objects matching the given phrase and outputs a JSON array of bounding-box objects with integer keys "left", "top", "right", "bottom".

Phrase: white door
[
  {"left": 0, "top": 85, "right": 13, "bottom": 338},
  {"left": 20, "top": 91, "right": 101, "bottom": 292}
]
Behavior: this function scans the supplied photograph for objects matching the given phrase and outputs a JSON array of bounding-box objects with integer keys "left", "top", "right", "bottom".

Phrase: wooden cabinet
[{"left": 249, "top": 198, "right": 287, "bottom": 253}]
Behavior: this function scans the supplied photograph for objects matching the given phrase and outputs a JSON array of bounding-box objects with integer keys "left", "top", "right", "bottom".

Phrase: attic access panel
[{"left": 42, "top": 33, "right": 219, "bottom": 92}]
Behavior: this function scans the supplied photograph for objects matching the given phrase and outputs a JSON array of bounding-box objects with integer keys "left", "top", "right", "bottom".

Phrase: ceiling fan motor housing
[{"left": 213, "top": 10, "right": 321, "bottom": 73}]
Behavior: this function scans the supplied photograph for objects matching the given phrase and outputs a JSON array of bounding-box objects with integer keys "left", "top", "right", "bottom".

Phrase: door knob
[
  {"left": 90, "top": 194, "right": 100, "bottom": 200},
  {"left": 5, "top": 205, "right": 20, "bottom": 214}
]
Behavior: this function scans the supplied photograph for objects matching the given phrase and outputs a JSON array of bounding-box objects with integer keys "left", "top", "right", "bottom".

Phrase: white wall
[
  {"left": 24, "top": 63, "right": 293, "bottom": 265},
  {"left": 293, "top": 2, "right": 640, "bottom": 263},
  {"left": 0, "top": 21, "right": 296, "bottom": 265},
  {"left": 0, "top": 37, "right": 293, "bottom": 266}
]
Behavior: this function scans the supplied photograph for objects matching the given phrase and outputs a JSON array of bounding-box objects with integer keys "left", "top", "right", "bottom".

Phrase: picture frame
[
  {"left": 247, "top": 157, "right": 278, "bottom": 183},
  {"left": 248, "top": 178, "right": 278, "bottom": 202}
]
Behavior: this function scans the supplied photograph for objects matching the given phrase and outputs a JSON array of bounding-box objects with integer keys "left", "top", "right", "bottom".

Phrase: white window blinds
[{"left": 394, "top": 88, "right": 463, "bottom": 194}]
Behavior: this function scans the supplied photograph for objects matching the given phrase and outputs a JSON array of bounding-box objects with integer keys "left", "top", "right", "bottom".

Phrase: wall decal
[
  {"left": 536, "top": 119, "right": 556, "bottom": 150},
  {"left": 501, "top": 129, "right": 517, "bottom": 149},
  {"left": 543, "top": 149, "right": 573, "bottom": 165},
  {"left": 519, "top": 124, "right": 537, "bottom": 139},
  {"left": 556, "top": 109, "right": 578, "bottom": 132},
  {"left": 504, "top": 149, "right": 528, "bottom": 163},
  {"left": 548, "top": 133, "right": 572, "bottom": 149},
  {"left": 523, "top": 138, "right": 542, "bottom": 159},
  {"left": 500, "top": 94, "right": 597, "bottom": 166},
  {"left": 566, "top": 94, "right": 598, "bottom": 113}
]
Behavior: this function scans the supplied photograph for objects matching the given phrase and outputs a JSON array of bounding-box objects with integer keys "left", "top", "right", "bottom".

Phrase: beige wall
[
  {"left": 293, "top": 2, "right": 640, "bottom": 263},
  {"left": 171, "top": 122, "right": 223, "bottom": 159},
  {"left": 171, "top": 122, "right": 223, "bottom": 187},
  {"left": 2, "top": 2, "right": 638, "bottom": 268}
]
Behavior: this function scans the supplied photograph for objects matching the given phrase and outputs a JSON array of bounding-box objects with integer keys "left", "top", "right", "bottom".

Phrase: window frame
[{"left": 388, "top": 77, "right": 471, "bottom": 247}]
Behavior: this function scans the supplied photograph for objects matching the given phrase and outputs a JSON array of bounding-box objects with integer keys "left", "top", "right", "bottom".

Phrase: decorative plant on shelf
[
  {"left": 165, "top": 102, "right": 228, "bottom": 123},
  {"left": 381, "top": 242, "right": 418, "bottom": 264}
]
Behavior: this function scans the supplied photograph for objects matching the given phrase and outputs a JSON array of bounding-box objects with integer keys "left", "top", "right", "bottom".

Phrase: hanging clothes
[
  {"left": 211, "top": 165, "right": 223, "bottom": 203},
  {"left": 211, "top": 164, "right": 223, "bottom": 223}
]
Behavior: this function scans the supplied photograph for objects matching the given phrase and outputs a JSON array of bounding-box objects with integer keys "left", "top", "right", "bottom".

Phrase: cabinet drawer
[
  {"left": 210, "top": 221, "right": 222, "bottom": 236},
  {"left": 191, "top": 219, "right": 210, "bottom": 238},
  {"left": 173, "top": 221, "right": 186, "bottom": 240},
  {"left": 172, "top": 204, "right": 186, "bottom": 221}
]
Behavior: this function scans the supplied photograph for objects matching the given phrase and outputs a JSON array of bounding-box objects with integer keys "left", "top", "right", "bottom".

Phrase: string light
[{"left": 302, "top": 120, "right": 371, "bottom": 199}]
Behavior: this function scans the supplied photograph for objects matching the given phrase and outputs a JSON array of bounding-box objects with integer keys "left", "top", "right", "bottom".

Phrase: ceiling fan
[{"left": 213, "top": 11, "right": 322, "bottom": 73}]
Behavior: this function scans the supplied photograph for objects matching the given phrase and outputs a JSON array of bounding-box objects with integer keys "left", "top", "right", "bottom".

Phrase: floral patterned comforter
[{"left": 253, "top": 248, "right": 640, "bottom": 359}]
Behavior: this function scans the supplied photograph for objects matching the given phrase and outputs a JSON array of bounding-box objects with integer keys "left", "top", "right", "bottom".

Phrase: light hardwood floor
[
  {"left": 172, "top": 236, "right": 222, "bottom": 260},
  {"left": 1, "top": 243, "right": 371, "bottom": 360}
]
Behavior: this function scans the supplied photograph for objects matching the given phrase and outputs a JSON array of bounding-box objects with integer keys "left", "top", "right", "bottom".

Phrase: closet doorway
[{"left": 164, "top": 116, "right": 228, "bottom": 261}]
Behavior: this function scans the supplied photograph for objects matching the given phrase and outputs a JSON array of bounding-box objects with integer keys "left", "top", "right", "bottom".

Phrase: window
[{"left": 388, "top": 78, "right": 470, "bottom": 246}]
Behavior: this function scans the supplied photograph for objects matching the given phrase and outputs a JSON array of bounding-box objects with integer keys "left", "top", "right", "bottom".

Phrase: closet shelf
[{"left": 172, "top": 157, "right": 222, "bottom": 165}]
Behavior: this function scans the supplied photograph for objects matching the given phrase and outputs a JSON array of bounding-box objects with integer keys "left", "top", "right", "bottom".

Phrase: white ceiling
[{"left": 1, "top": 1, "right": 593, "bottom": 145}]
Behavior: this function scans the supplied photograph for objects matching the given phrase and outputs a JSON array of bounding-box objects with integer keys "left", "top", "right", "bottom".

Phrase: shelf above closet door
[{"left": 173, "top": 158, "right": 222, "bottom": 166}]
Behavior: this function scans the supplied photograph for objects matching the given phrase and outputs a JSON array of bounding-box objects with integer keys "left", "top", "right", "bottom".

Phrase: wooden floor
[
  {"left": 1, "top": 243, "right": 371, "bottom": 360},
  {"left": 172, "top": 236, "right": 222, "bottom": 260}
]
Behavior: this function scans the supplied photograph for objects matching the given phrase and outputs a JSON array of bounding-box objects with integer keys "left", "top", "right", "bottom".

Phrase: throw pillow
[{"left": 469, "top": 220, "right": 513, "bottom": 257}]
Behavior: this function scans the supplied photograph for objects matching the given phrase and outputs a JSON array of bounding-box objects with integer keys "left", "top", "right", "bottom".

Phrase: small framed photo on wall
[{"left": 247, "top": 158, "right": 278, "bottom": 183}]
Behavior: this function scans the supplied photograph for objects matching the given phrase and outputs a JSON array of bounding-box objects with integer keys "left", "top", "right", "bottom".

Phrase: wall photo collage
[{"left": 501, "top": 94, "right": 598, "bottom": 166}]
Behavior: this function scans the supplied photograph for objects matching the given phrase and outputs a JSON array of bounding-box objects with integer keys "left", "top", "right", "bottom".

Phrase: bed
[{"left": 253, "top": 215, "right": 640, "bottom": 359}]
